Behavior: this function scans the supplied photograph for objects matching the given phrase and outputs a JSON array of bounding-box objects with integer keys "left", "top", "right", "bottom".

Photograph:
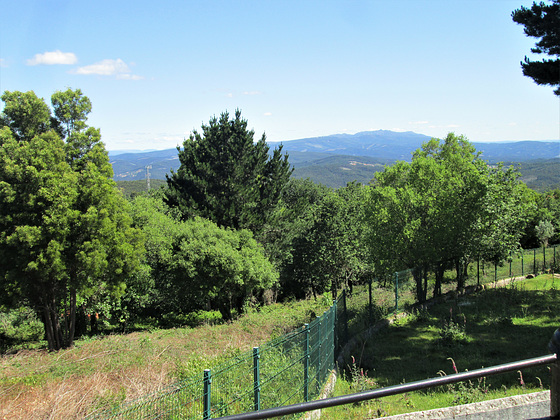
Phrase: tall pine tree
[
  {"left": 512, "top": 0, "right": 560, "bottom": 95},
  {"left": 166, "top": 110, "right": 292, "bottom": 233}
]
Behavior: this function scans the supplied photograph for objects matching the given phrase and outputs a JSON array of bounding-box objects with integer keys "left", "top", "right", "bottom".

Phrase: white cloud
[
  {"left": 117, "top": 73, "right": 144, "bottom": 81},
  {"left": 0, "top": 58, "right": 6, "bottom": 68},
  {"left": 410, "top": 121, "right": 429, "bottom": 125},
  {"left": 243, "top": 91, "right": 262, "bottom": 95},
  {"left": 27, "top": 50, "right": 77, "bottom": 65},
  {"left": 73, "top": 58, "right": 127, "bottom": 75},
  {"left": 264, "top": 112, "right": 272, "bottom": 116},
  {"left": 72, "top": 58, "right": 143, "bottom": 80}
]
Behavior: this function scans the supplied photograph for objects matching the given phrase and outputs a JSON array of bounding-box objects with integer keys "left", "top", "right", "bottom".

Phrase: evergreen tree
[
  {"left": 0, "top": 89, "right": 143, "bottom": 350},
  {"left": 512, "top": 0, "right": 560, "bottom": 95},
  {"left": 165, "top": 110, "right": 292, "bottom": 233}
]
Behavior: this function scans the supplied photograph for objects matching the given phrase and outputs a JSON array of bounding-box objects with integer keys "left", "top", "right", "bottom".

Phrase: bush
[
  {"left": 438, "top": 309, "right": 468, "bottom": 347},
  {"left": 0, "top": 306, "right": 44, "bottom": 351}
]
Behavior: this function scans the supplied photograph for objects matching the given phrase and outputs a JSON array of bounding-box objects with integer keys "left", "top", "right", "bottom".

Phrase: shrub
[
  {"left": 0, "top": 306, "right": 44, "bottom": 351},
  {"left": 438, "top": 309, "right": 468, "bottom": 347}
]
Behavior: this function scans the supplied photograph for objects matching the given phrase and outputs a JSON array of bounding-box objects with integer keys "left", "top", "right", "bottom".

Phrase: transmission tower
[{"left": 146, "top": 165, "right": 152, "bottom": 191}]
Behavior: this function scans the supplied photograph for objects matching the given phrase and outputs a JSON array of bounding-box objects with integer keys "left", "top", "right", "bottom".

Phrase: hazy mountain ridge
[
  {"left": 269, "top": 130, "right": 559, "bottom": 161},
  {"left": 109, "top": 130, "right": 559, "bottom": 189}
]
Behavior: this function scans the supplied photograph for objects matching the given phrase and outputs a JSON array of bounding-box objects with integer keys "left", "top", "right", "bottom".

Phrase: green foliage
[
  {"left": 365, "top": 133, "right": 531, "bottom": 302},
  {"left": 129, "top": 195, "right": 278, "bottom": 321},
  {"left": 263, "top": 178, "right": 372, "bottom": 299},
  {"left": 535, "top": 219, "right": 555, "bottom": 247},
  {"left": 0, "top": 89, "right": 144, "bottom": 350},
  {"left": 0, "top": 90, "right": 52, "bottom": 141},
  {"left": 116, "top": 179, "right": 167, "bottom": 199},
  {"left": 165, "top": 110, "right": 292, "bottom": 233},
  {"left": 292, "top": 155, "right": 388, "bottom": 188},
  {"left": 438, "top": 311, "right": 468, "bottom": 347},
  {"left": 512, "top": 0, "right": 560, "bottom": 95},
  {"left": 347, "top": 355, "right": 377, "bottom": 394},
  {"left": 516, "top": 158, "right": 560, "bottom": 192},
  {"left": 0, "top": 306, "right": 44, "bottom": 351},
  {"left": 51, "top": 88, "right": 92, "bottom": 138},
  {"left": 438, "top": 358, "right": 489, "bottom": 405}
]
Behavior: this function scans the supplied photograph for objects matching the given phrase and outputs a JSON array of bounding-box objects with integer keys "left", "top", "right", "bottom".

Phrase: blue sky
[{"left": 1, "top": 0, "right": 559, "bottom": 151}]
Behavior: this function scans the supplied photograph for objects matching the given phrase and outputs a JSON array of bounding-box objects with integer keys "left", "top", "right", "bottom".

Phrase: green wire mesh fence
[
  {"left": 338, "top": 245, "right": 558, "bottom": 342},
  {"left": 472, "top": 245, "right": 558, "bottom": 285},
  {"left": 87, "top": 246, "right": 556, "bottom": 419},
  {"left": 87, "top": 302, "right": 338, "bottom": 420}
]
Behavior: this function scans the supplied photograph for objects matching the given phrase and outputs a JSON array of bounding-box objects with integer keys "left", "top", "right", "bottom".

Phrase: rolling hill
[{"left": 110, "top": 130, "right": 559, "bottom": 190}]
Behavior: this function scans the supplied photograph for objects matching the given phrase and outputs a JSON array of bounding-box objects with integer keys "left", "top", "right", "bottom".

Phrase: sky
[{"left": 1, "top": 0, "right": 559, "bottom": 151}]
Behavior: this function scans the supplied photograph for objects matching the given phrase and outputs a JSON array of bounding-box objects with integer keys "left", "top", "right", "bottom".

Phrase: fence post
[
  {"left": 304, "top": 324, "right": 310, "bottom": 402},
  {"left": 317, "top": 317, "right": 322, "bottom": 389},
  {"left": 253, "top": 347, "right": 260, "bottom": 412},
  {"left": 394, "top": 272, "right": 399, "bottom": 314},
  {"left": 534, "top": 248, "right": 537, "bottom": 274},
  {"left": 509, "top": 251, "right": 512, "bottom": 278},
  {"left": 549, "top": 328, "right": 560, "bottom": 418},
  {"left": 203, "top": 369, "right": 212, "bottom": 420},
  {"left": 494, "top": 262, "right": 497, "bottom": 283},
  {"left": 368, "top": 279, "right": 373, "bottom": 325}
]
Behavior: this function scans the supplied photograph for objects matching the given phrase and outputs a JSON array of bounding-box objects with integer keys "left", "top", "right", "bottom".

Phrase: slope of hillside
[
  {"left": 292, "top": 154, "right": 392, "bottom": 188},
  {"left": 109, "top": 131, "right": 559, "bottom": 190}
]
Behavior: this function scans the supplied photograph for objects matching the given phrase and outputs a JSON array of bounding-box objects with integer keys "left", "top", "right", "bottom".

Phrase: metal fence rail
[
  {"left": 87, "top": 302, "right": 338, "bottom": 419},
  {"left": 214, "top": 353, "right": 558, "bottom": 420}
]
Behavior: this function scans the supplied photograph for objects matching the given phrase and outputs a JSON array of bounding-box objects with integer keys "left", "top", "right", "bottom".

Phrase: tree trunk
[
  {"left": 456, "top": 258, "right": 466, "bottom": 291},
  {"left": 219, "top": 304, "right": 232, "bottom": 321},
  {"left": 42, "top": 306, "right": 56, "bottom": 351},
  {"left": 42, "top": 296, "right": 63, "bottom": 351},
  {"left": 422, "top": 266, "right": 428, "bottom": 302},
  {"left": 434, "top": 262, "right": 444, "bottom": 297},
  {"left": 413, "top": 266, "right": 427, "bottom": 303},
  {"left": 67, "top": 288, "right": 77, "bottom": 348}
]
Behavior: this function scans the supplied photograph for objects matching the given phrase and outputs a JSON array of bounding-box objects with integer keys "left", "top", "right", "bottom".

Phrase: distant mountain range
[
  {"left": 268, "top": 130, "right": 559, "bottom": 161},
  {"left": 110, "top": 130, "right": 560, "bottom": 190}
]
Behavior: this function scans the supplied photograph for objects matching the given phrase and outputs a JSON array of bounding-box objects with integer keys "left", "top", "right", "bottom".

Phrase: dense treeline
[{"left": 1, "top": 90, "right": 559, "bottom": 351}]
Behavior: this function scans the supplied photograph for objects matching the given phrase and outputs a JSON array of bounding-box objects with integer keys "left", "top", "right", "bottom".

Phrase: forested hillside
[
  {"left": 109, "top": 136, "right": 559, "bottom": 190},
  {"left": 514, "top": 158, "right": 560, "bottom": 191},
  {"left": 1, "top": 90, "right": 559, "bottom": 355}
]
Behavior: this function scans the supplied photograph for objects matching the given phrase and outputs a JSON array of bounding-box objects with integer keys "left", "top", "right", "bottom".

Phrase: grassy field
[
  {"left": 1, "top": 272, "right": 557, "bottom": 419},
  {"left": 324, "top": 273, "right": 559, "bottom": 419},
  {"left": 0, "top": 297, "right": 332, "bottom": 419}
]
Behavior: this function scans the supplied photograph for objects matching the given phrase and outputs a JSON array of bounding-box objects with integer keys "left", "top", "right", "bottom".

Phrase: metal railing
[{"left": 215, "top": 330, "right": 560, "bottom": 419}]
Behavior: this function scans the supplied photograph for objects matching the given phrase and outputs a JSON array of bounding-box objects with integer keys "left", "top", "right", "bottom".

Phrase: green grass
[
  {"left": 324, "top": 273, "right": 558, "bottom": 419},
  {"left": 0, "top": 295, "right": 332, "bottom": 418}
]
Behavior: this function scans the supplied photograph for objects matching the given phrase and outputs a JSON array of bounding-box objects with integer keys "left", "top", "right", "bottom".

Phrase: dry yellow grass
[{"left": 1, "top": 298, "right": 330, "bottom": 419}]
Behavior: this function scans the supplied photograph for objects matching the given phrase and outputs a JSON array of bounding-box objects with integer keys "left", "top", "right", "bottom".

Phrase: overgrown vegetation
[
  {"left": 0, "top": 296, "right": 332, "bottom": 418},
  {"left": 326, "top": 274, "right": 557, "bottom": 418}
]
